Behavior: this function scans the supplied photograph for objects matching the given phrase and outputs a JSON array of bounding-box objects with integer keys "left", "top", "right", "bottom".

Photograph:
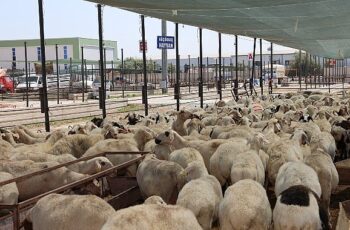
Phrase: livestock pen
[{"left": 0, "top": 151, "right": 148, "bottom": 230}]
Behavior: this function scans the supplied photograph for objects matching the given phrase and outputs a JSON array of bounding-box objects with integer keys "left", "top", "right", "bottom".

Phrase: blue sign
[{"left": 157, "top": 36, "right": 175, "bottom": 49}]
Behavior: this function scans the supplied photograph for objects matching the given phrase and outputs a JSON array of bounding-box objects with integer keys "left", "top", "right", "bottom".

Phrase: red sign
[
  {"left": 248, "top": 53, "right": 253, "bottom": 60},
  {"left": 139, "top": 41, "right": 148, "bottom": 52}
]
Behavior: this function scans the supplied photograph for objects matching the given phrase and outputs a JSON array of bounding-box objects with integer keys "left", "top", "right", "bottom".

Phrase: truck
[{"left": 0, "top": 71, "right": 14, "bottom": 93}]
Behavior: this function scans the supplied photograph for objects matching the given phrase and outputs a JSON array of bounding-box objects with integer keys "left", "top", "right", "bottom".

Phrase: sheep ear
[
  {"left": 165, "top": 131, "right": 170, "bottom": 137},
  {"left": 301, "top": 134, "right": 309, "bottom": 145},
  {"left": 308, "top": 116, "right": 313, "bottom": 122},
  {"left": 95, "top": 161, "right": 102, "bottom": 172}
]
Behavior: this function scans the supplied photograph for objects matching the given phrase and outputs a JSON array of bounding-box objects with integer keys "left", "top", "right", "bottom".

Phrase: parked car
[
  {"left": 0, "top": 75, "right": 15, "bottom": 93},
  {"left": 92, "top": 79, "right": 112, "bottom": 99},
  {"left": 15, "top": 75, "right": 42, "bottom": 92}
]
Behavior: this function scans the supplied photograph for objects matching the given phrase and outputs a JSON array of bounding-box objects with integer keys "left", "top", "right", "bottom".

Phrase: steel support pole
[
  {"left": 161, "top": 20, "right": 168, "bottom": 94},
  {"left": 259, "top": 39, "right": 263, "bottom": 96},
  {"left": 121, "top": 48, "right": 124, "bottom": 98},
  {"left": 188, "top": 55, "right": 191, "bottom": 93},
  {"left": 175, "top": 23, "right": 180, "bottom": 111},
  {"left": 299, "top": 50, "right": 302, "bottom": 91},
  {"left": 38, "top": 0, "right": 50, "bottom": 132},
  {"left": 97, "top": 4, "right": 106, "bottom": 118},
  {"left": 55, "top": 44, "right": 60, "bottom": 104},
  {"left": 218, "top": 33, "right": 222, "bottom": 100},
  {"left": 199, "top": 28, "right": 203, "bottom": 108},
  {"left": 81, "top": 46, "right": 85, "bottom": 102},
  {"left": 235, "top": 35, "right": 238, "bottom": 100},
  {"left": 141, "top": 15, "right": 148, "bottom": 116},
  {"left": 270, "top": 43, "right": 273, "bottom": 94},
  {"left": 251, "top": 38, "right": 256, "bottom": 95},
  {"left": 24, "top": 42, "right": 29, "bottom": 107}
]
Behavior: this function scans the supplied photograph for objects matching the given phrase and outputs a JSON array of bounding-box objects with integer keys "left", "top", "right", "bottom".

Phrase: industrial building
[{"left": 0, "top": 37, "right": 118, "bottom": 72}]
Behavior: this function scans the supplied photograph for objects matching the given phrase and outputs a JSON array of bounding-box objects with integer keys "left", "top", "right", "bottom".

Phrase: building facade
[{"left": 0, "top": 37, "right": 118, "bottom": 72}]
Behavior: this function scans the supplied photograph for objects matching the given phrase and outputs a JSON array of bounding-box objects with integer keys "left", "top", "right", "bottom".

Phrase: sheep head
[
  {"left": 290, "top": 129, "right": 309, "bottom": 145},
  {"left": 144, "top": 195, "right": 167, "bottom": 205},
  {"left": 155, "top": 130, "right": 174, "bottom": 145},
  {"left": 182, "top": 161, "right": 208, "bottom": 182}
]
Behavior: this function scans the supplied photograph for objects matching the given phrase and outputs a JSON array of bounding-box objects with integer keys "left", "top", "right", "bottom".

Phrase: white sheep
[
  {"left": 136, "top": 154, "right": 186, "bottom": 204},
  {"left": 0, "top": 172, "right": 18, "bottom": 205},
  {"left": 230, "top": 149, "right": 265, "bottom": 185},
  {"left": 273, "top": 185, "right": 330, "bottom": 230},
  {"left": 266, "top": 129, "right": 306, "bottom": 185},
  {"left": 82, "top": 139, "right": 141, "bottom": 176},
  {"left": 304, "top": 148, "right": 339, "bottom": 213},
  {"left": 0, "top": 160, "right": 100, "bottom": 200},
  {"left": 219, "top": 179, "right": 272, "bottom": 230},
  {"left": 155, "top": 130, "right": 227, "bottom": 169},
  {"left": 309, "top": 132, "right": 337, "bottom": 160},
  {"left": 176, "top": 161, "right": 222, "bottom": 230},
  {"left": 172, "top": 110, "right": 198, "bottom": 136},
  {"left": 48, "top": 134, "right": 104, "bottom": 158},
  {"left": 169, "top": 147, "right": 205, "bottom": 169},
  {"left": 274, "top": 161, "right": 321, "bottom": 198},
  {"left": 101, "top": 203, "right": 202, "bottom": 230},
  {"left": 26, "top": 194, "right": 115, "bottom": 230}
]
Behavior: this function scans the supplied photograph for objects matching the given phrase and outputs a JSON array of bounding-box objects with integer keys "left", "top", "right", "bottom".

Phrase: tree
[
  {"left": 119, "top": 57, "right": 160, "bottom": 72},
  {"left": 289, "top": 52, "right": 321, "bottom": 77}
]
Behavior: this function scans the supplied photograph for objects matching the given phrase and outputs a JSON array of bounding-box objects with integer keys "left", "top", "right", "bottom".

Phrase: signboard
[
  {"left": 157, "top": 36, "right": 175, "bottom": 49},
  {"left": 248, "top": 53, "right": 253, "bottom": 60},
  {"left": 139, "top": 41, "right": 148, "bottom": 53}
]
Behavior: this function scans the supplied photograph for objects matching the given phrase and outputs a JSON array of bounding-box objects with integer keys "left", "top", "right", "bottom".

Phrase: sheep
[
  {"left": 273, "top": 185, "right": 330, "bottom": 230},
  {"left": 219, "top": 179, "right": 272, "bottom": 230},
  {"left": 314, "top": 111, "right": 332, "bottom": 133},
  {"left": 144, "top": 195, "right": 166, "bottom": 205},
  {"left": 144, "top": 139, "right": 173, "bottom": 160},
  {"left": 172, "top": 110, "right": 198, "bottom": 136},
  {"left": 0, "top": 172, "right": 18, "bottom": 205},
  {"left": 18, "top": 125, "right": 46, "bottom": 139},
  {"left": 169, "top": 147, "right": 205, "bottom": 169},
  {"left": 274, "top": 161, "right": 321, "bottom": 199},
  {"left": 10, "top": 152, "right": 113, "bottom": 175},
  {"left": 309, "top": 131, "right": 337, "bottom": 160},
  {"left": 48, "top": 134, "right": 105, "bottom": 158},
  {"left": 209, "top": 139, "right": 251, "bottom": 186},
  {"left": 101, "top": 203, "right": 202, "bottom": 230},
  {"left": 0, "top": 138, "right": 16, "bottom": 160},
  {"left": 155, "top": 129, "right": 227, "bottom": 169},
  {"left": 266, "top": 129, "right": 306, "bottom": 185},
  {"left": 0, "top": 160, "right": 100, "bottom": 200},
  {"left": 26, "top": 194, "right": 115, "bottom": 230},
  {"left": 304, "top": 148, "right": 339, "bottom": 214},
  {"left": 136, "top": 154, "right": 186, "bottom": 204},
  {"left": 176, "top": 161, "right": 222, "bottom": 230},
  {"left": 230, "top": 149, "right": 265, "bottom": 186},
  {"left": 11, "top": 126, "right": 45, "bottom": 144},
  {"left": 82, "top": 139, "right": 141, "bottom": 176}
]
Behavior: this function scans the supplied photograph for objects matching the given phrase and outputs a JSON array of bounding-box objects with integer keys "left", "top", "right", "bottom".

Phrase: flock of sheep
[{"left": 1, "top": 91, "right": 350, "bottom": 230}]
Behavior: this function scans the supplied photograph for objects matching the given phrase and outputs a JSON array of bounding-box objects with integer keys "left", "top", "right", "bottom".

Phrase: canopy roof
[{"left": 86, "top": 0, "right": 350, "bottom": 58}]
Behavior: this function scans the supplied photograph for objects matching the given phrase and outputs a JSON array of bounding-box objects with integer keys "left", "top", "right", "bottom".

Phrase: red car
[{"left": 0, "top": 75, "right": 14, "bottom": 93}]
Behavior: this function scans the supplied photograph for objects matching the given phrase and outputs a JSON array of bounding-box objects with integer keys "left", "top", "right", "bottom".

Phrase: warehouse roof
[{"left": 86, "top": 0, "right": 350, "bottom": 58}]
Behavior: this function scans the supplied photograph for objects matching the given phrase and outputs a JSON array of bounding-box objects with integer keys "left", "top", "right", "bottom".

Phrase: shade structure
[{"left": 86, "top": 0, "right": 350, "bottom": 58}]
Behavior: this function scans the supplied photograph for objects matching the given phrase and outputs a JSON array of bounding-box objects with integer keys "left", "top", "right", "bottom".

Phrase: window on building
[
  {"left": 12, "top": 48, "right": 16, "bottom": 69},
  {"left": 37, "top": 47, "right": 41, "bottom": 61},
  {"left": 64, "top": 64, "right": 68, "bottom": 70},
  {"left": 63, "top": 46, "right": 68, "bottom": 59},
  {"left": 285, "top": 60, "right": 290, "bottom": 66}
]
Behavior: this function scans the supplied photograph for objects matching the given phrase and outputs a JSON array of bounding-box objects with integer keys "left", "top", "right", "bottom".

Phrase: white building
[{"left": 0, "top": 37, "right": 118, "bottom": 72}]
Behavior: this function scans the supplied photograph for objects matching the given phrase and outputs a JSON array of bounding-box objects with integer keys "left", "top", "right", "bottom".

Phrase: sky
[{"left": 1, "top": 0, "right": 296, "bottom": 59}]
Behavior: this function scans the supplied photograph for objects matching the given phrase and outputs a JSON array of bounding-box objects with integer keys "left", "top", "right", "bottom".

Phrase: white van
[{"left": 16, "top": 75, "right": 42, "bottom": 92}]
